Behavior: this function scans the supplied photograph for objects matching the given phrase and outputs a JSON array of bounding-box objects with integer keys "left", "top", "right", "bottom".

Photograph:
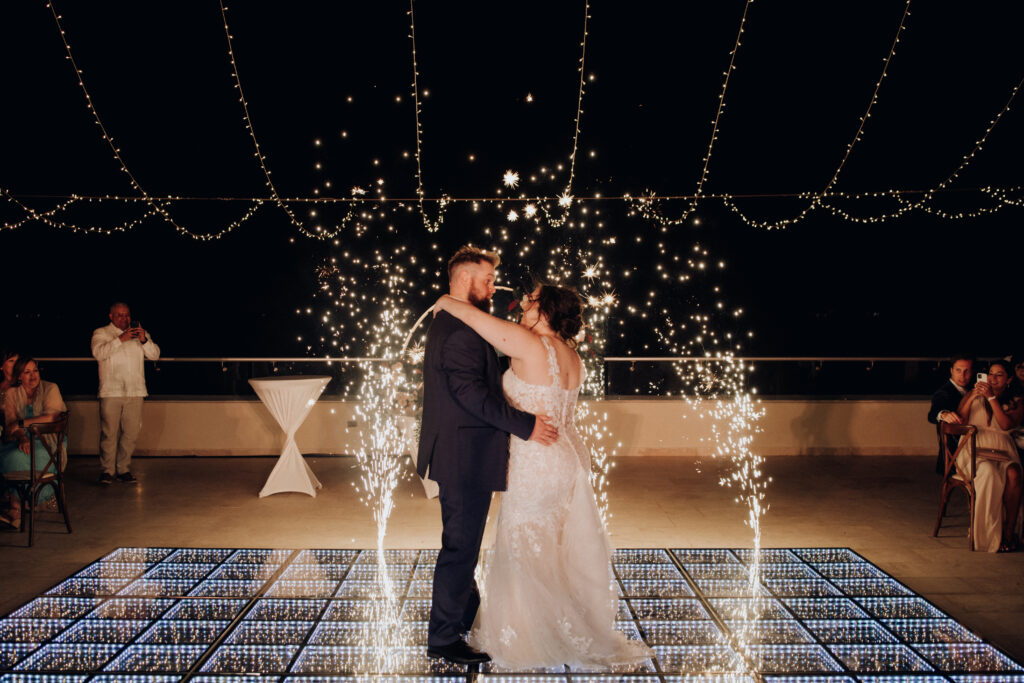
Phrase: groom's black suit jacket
[
  {"left": 927, "top": 379, "right": 968, "bottom": 474},
  {"left": 928, "top": 380, "right": 966, "bottom": 426},
  {"left": 416, "top": 310, "right": 535, "bottom": 492}
]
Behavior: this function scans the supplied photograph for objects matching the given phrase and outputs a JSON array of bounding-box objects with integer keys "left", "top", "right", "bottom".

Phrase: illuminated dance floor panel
[{"left": 1, "top": 547, "right": 1022, "bottom": 680}]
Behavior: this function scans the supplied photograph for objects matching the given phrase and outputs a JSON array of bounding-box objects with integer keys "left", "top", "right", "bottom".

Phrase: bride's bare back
[{"left": 509, "top": 334, "right": 581, "bottom": 389}]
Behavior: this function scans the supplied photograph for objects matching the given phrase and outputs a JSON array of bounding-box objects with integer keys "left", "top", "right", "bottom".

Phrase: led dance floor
[{"left": 1, "top": 547, "right": 1022, "bottom": 680}]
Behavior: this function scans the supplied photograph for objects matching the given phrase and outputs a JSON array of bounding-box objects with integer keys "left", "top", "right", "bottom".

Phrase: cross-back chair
[
  {"left": 933, "top": 421, "right": 977, "bottom": 550},
  {"left": 5, "top": 411, "right": 72, "bottom": 546}
]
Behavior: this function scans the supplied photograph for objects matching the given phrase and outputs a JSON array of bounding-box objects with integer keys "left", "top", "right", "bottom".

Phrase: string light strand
[
  {"left": 650, "top": 0, "right": 912, "bottom": 231},
  {"left": 563, "top": 0, "right": 592, "bottom": 202},
  {"left": 407, "top": 0, "right": 449, "bottom": 232},
  {"left": 822, "top": 0, "right": 912, "bottom": 194},
  {"left": 692, "top": 0, "right": 755, "bottom": 210},
  {"left": 4, "top": 183, "right": 1022, "bottom": 236},
  {"left": 218, "top": 1, "right": 360, "bottom": 240},
  {"left": 47, "top": 1, "right": 255, "bottom": 240},
  {"left": 814, "top": 73, "right": 1023, "bottom": 224},
  {"left": 2, "top": 188, "right": 164, "bottom": 235},
  {"left": 627, "top": 0, "right": 756, "bottom": 227},
  {"left": 0, "top": 195, "right": 80, "bottom": 231}
]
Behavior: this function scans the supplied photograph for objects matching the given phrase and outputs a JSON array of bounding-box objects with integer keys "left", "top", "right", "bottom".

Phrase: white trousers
[{"left": 99, "top": 397, "right": 143, "bottom": 475}]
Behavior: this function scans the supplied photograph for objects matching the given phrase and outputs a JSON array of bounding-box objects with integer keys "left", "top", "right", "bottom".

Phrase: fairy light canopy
[{"left": 1, "top": 1, "right": 1022, "bottom": 357}]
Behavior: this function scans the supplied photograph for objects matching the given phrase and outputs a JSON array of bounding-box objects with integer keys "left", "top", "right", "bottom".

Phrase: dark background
[{"left": 2, "top": 1, "right": 1022, "bottom": 362}]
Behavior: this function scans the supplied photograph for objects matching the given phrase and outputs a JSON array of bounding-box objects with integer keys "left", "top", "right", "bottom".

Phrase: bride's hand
[{"left": 432, "top": 294, "right": 450, "bottom": 317}]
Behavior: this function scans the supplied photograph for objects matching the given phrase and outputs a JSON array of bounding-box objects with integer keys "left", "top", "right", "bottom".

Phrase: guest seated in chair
[
  {"left": 0, "top": 350, "right": 18, "bottom": 402},
  {"left": 928, "top": 354, "right": 974, "bottom": 474},
  {"left": 1010, "top": 354, "right": 1024, "bottom": 460},
  {"left": 0, "top": 350, "right": 19, "bottom": 527},
  {"left": 1, "top": 357, "right": 68, "bottom": 530},
  {"left": 956, "top": 360, "right": 1023, "bottom": 552},
  {"left": 1007, "top": 354, "right": 1024, "bottom": 400}
]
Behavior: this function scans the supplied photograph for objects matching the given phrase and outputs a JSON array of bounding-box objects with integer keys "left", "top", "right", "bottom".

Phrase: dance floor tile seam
[{"left": 0, "top": 547, "right": 1022, "bottom": 680}]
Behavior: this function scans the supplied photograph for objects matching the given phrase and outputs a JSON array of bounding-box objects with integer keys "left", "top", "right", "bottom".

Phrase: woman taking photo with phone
[{"left": 957, "top": 360, "right": 1023, "bottom": 552}]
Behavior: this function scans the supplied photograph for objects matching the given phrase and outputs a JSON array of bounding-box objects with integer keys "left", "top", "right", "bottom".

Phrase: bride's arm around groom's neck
[{"left": 434, "top": 295, "right": 543, "bottom": 362}]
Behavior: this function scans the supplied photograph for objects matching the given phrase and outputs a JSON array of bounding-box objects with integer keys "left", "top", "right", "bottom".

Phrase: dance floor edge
[{"left": 1, "top": 546, "right": 1021, "bottom": 681}]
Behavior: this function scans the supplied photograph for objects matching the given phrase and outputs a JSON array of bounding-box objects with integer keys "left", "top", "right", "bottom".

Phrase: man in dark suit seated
[{"left": 928, "top": 354, "right": 974, "bottom": 474}]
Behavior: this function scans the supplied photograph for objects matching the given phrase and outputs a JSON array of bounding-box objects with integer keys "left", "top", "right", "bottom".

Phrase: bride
[{"left": 433, "top": 283, "right": 652, "bottom": 670}]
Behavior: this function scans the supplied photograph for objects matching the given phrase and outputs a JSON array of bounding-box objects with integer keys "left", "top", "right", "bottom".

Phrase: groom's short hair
[{"left": 448, "top": 245, "right": 500, "bottom": 282}]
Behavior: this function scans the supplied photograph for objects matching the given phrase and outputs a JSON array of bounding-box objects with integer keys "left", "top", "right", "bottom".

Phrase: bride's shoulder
[
  {"left": 541, "top": 335, "right": 583, "bottom": 371},
  {"left": 509, "top": 331, "right": 548, "bottom": 364},
  {"left": 545, "top": 334, "right": 578, "bottom": 357},
  {"left": 522, "top": 331, "right": 551, "bottom": 354}
]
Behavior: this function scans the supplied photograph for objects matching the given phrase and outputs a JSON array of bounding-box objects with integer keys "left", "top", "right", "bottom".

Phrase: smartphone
[
  {"left": 977, "top": 372, "right": 988, "bottom": 384},
  {"left": 130, "top": 320, "right": 142, "bottom": 330}
]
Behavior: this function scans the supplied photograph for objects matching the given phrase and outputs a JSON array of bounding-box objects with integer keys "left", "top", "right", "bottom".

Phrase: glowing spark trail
[
  {"left": 301, "top": 6, "right": 768, "bottom": 673},
  {"left": 348, "top": 295, "right": 418, "bottom": 673}
]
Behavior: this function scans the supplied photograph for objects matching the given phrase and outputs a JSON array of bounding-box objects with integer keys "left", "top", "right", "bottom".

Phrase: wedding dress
[{"left": 468, "top": 337, "right": 653, "bottom": 669}]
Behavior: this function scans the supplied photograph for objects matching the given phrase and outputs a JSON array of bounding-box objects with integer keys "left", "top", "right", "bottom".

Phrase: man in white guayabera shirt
[{"left": 91, "top": 302, "right": 160, "bottom": 485}]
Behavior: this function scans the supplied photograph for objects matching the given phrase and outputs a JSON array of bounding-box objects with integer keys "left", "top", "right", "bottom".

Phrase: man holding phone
[{"left": 91, "top": 302, "right": 160, "bottom": 484}]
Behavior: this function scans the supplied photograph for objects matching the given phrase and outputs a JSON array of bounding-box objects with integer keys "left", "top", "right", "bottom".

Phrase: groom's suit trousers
[{"left": 428, "top": 483, "right": 492, "bottom": 647}]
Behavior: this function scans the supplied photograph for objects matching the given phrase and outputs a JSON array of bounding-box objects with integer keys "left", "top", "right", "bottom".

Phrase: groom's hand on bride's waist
[{"left": 529, "top": 415, "right": 558, "bottom": 446}]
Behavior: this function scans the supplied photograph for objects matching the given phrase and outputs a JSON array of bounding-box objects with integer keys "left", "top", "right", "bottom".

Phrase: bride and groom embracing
[{"left": 416, "top": 245, "right": 652, "bottom": 669}]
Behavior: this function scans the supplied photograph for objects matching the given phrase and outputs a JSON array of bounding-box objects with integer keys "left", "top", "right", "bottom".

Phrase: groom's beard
[
  {"left": 467, "top": 288, "right": 491, "bottom": 312},
  {"left": 468, "top": 295, "right": 491, "bottom": 312}
]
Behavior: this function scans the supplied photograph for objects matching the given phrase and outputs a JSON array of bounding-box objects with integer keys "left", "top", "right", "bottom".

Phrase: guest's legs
[
  {"left": 98, "top": 398, "right": 124, "bottom": 476},
  {"left": 428, "top": 484, "right": 492, "bottom": 647},
  {"left": 115, "top": 397, "right": 143, "bottom": 474},
  {"left": 1002, "top": 463, "right": 1021, "bottom": 545},
  {"left": 1, "top": 491, "right": 19, "bottom": 526},
  {"left": 972, "top": 461, "right": 1005, "bottom": 552},
  {"left": 1, "top": 449, "right": 25, "bottom": 523}
]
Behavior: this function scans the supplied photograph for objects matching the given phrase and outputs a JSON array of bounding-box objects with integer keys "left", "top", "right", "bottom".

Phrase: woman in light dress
[
  {"left": 0, "top": 350, "right": 20, "bottom": 528},
  {"left": 433, "top": 284, "right": 652, "bottom": 670},
  {"left": 1, "top": 357, "right": 69, "bottom": 529},
  {"left": 956, "top": 360, "right": 1022, "bottom": 552}
]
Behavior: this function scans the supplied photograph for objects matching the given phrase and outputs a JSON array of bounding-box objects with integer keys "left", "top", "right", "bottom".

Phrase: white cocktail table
[{"left": 249, "top": 375, "right": 331, "bottom": 497}]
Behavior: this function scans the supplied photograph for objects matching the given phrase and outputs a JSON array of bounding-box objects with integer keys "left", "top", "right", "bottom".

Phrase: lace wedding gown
[{"left": 468, "top": 337, "right": 653, "bottom": 669}]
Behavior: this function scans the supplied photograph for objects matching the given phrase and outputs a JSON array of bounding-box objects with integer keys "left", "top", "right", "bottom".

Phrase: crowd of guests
[
  {"left": 928, "top": 354, "right": 1024, "bottom": 553},
  {"left": 0, "top": 302, "right": 159, "bottom": 530}
]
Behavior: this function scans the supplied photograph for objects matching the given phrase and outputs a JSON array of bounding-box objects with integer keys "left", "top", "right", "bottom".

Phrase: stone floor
[{"left": 2, "top": 454, "right": 1022, "bottom": 662}]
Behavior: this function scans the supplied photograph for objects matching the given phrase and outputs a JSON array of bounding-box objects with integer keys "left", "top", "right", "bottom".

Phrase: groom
[{"left": 418, "top": 245, "right": 558, "bottom": 665}]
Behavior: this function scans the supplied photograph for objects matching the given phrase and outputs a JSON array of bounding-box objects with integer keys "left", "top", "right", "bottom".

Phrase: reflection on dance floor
[{"left": 1, "top": 546, "right": 1022, "bottom": 679}]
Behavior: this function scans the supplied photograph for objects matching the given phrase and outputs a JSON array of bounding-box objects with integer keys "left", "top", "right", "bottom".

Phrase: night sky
[{"left": 2, "top": 1, "right": 1022, "bottom": 360}]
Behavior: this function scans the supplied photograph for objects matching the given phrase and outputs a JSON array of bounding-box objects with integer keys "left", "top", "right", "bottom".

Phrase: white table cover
[{"left": 249, "top": 375, "right": 331, "bottom": 497}]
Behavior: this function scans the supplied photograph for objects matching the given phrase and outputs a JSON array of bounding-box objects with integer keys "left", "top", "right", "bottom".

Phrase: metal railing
[{"left": 36, "top": 356, "right": 963, "bottom": 399}]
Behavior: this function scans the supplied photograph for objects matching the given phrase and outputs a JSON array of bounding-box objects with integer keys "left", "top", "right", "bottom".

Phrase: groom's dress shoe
[{"left": 426, "top": 640, "right": 491, "bottom": 664}]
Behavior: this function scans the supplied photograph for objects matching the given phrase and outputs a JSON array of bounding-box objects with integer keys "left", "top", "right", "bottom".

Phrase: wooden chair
[
  {"left": 933, "top": 422, "right": 977, "bottom": 550},
  {"left": 5, "top": 412, "right": 72, "bottom": 546}
]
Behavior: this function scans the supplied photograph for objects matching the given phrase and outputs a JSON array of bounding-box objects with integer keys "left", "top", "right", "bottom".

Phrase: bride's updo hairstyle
[{"left": 534, "top": 284, "right": 585, "bottom": 348}]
